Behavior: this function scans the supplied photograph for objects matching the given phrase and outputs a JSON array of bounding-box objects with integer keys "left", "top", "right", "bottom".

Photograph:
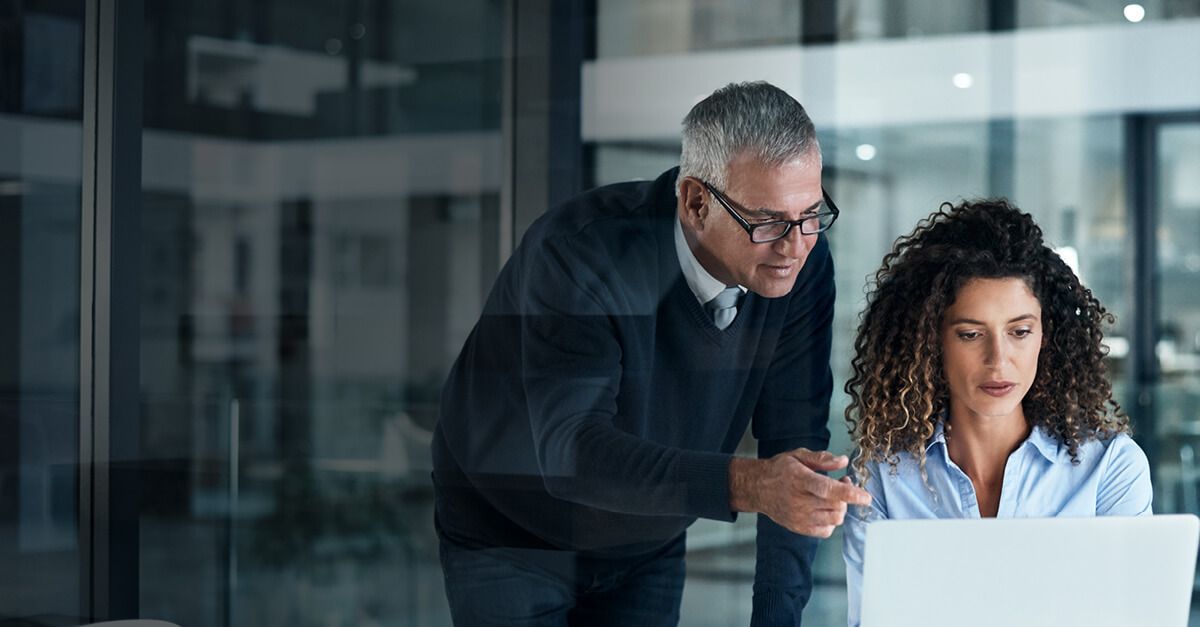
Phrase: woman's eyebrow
[{"left": 947, "top": 313, "right": 1039, "bottom": 325}]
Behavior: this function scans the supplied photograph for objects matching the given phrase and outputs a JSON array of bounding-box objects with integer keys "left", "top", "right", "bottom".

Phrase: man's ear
[{"left": 678, "top": 177, "right": 708, "bottom": 230}]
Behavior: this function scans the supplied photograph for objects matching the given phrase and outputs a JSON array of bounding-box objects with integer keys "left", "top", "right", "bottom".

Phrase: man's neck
[
  {"left": 675, "top": 214, "right": 738, "bottom": 302},
  {"left": 684, "top": 222, "right": 730, "bottom": 281}
]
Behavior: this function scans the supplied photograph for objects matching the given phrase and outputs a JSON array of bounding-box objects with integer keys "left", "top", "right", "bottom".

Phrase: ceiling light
[
  {"left": 855, "top": 144, "right": 877, "bottom": 161},
  {"left": 952, "top": 73, "right": 973, "bottom": 89},
  {"left": 1124, "top": 4, "right": 1146, "bottom": 22}
]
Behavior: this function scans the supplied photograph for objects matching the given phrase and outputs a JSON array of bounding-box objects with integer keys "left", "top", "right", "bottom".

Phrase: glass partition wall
[
  {"left": 0, "top": 2, "right": 85, "bottom": 622},
  {"left": 592, "top": 115, "right": 1134, "bottom": 624},
  {"left": 588, "top": 6, "right": 1198, "bottom": 626},
  {"left": 136, "top": 1, "right": 503, "bottom": 625},
  {"left": 1152, "top": 118, "right": 1200, "bottom": 524},
  {"left": 3, "top": 1, "right": 1200, "bottom": 625}
]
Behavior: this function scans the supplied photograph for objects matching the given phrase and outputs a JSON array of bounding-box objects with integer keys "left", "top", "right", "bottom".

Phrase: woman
[{"left": 841, "top": 199, "right": 1152, "bottom": 626}]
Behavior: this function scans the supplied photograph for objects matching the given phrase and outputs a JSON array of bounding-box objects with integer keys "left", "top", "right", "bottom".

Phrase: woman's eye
[
  {"left": 1012, "top": 328, "right": 1033, "bottom": 338},
  {"left": 957, "top": 331, "right": 981, "bottom": 341}
]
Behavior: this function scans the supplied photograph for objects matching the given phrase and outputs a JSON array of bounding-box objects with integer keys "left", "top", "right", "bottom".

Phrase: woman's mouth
[{"left": 979, "top": 381, "right": 1017, "bottom": 397}]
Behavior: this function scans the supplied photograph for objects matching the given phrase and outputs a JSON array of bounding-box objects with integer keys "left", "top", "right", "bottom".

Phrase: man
[{"left": 431, "top": 81, "right": 871, "bottom": 626}]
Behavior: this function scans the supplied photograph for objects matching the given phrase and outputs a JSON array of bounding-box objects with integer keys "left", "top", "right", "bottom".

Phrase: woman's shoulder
[
  {"left": 1051, "top": 429, "right": 1148, "bottom": 474},
  {"left": 1095, "top": 431, "right": 1150, "bottom": 472},
  {"left": 1081, "top": 431, "right": 1154, "bottom": 515},
  {"left": 1077, "top": 430, "right": 1144, "bottom": 456}
]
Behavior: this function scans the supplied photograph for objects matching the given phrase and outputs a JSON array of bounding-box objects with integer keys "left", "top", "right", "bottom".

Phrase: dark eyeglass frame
[{"left": 702, "top": 180, "right": 840, "bottom": 243}]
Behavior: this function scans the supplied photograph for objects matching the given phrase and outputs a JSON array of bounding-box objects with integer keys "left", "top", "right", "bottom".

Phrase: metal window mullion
[
  {"left": 499, "top": 0, "right": 516, "bottom": 264},
  {"left": 79, "top": 0, "right": 100, "bottom": 620},
  {"left": 986, "top": 0, "right": 1016, "bottom": 199},
  {"left": 800, "top": 0, "right": 838, "bottom": 45},
  {"left": 80, "top": 0, "right": 142, "bottom": 621},
  {"left": 93, "top": 0, "right": 119, "bottom": 618},
  {"left": 1126, "top": 113, "right": 1158, "bottom": 456},
  {"left": 509, "top": 0, "right": 586, "bottom": 243}
]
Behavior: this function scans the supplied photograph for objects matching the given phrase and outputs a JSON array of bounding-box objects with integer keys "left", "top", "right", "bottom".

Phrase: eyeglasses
[{"left": 702, "top": 180, "right": 840, "bottom": 243}]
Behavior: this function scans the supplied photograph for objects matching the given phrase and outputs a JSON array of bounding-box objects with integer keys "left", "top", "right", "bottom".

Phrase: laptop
[{"left": 860, "top": 515, "right": 1200, "bottom": 627}]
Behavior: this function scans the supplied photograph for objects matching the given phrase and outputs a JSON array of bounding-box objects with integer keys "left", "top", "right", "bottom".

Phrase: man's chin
[{"left": 749, "top": 278, "right": 798, "bottom": 299}]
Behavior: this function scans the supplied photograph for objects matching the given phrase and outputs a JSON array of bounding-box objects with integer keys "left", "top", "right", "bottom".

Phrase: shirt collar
[
  {"left": 926, "top": 419, "right": 950, "bottom": 455},
  {"left": 1025, "top": 425, "right": 1062, "bottom": 463},
  {"left": 926, "top": 417, "right": 1061, "bottom": 464},
  {"left": 673, "top": 214, "right": 746, "bottom": 306}
]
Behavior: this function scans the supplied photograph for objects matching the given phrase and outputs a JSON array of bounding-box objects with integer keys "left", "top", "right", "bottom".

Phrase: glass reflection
[
  {"left": 1153, "top": 122, "right": 1200, "bottom": 519},
  {"left": 0, "top": 1, "right": 84, "bottom": 622},
  {"left": 139, "top": 1, "right": 501, "bottom": 625}
]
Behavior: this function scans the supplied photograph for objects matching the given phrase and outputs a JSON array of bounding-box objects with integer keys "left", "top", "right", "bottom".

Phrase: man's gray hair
[{"left": 678, "top": 81, "right": 820, "bottom": 196}]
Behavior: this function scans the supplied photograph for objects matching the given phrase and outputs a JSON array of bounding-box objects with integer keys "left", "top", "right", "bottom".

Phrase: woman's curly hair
[{"left": 845, "top": 199, "right": 1129, "bottom": 486}]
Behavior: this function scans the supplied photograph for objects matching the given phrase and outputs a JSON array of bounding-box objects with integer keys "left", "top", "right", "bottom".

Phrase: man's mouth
[{"left": 762, "top": 263, "right": 796, "bottom": 277}]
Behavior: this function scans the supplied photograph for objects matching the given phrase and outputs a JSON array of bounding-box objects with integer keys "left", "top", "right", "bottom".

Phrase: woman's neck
[{"left": 944, "top": 405, "right": 1030, "bottom": 486}]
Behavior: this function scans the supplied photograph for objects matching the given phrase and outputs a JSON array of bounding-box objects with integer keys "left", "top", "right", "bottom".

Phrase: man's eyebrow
[
  {"left": 748, "top": 199, "right": 823, "bottom": 219},
  {"left": 947, "top": 313, "right": 1039, "bottom": 325}
]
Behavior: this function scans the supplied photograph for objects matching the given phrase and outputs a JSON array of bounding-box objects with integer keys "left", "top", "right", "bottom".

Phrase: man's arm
[
  {"left": 730, "top": 452, "right": 868, "bottom": 537},
  {"left": 741, "top": 237, "right": 867, "bottom": 626}
]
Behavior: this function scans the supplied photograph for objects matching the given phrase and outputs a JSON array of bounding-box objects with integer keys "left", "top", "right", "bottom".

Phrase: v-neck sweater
[{"left": 433, "top": 167, "right": 836, "bottom": 624}]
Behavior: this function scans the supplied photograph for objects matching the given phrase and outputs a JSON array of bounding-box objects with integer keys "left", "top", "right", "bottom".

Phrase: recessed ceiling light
[
  {"left": 952, "top": 72, "right": 973, "bottom": 89},
  {"left": 855, "top": 144, "right": 877, "bottom": 161},
  {"left": 1124, "top": 4, "right": 1146, "bottom": 22}
]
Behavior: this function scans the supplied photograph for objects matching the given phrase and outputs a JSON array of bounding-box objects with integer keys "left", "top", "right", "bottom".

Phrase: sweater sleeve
[
  {"left": 748, "top": 237, "right": 836, "bottom": 626},
  {"left": 518, "top": 235, "right": 736, "bottom": 522}
]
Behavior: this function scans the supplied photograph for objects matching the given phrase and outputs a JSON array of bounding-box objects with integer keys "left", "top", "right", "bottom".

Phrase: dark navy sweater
[{"left": 432, "top": 167, "right": 834, "bottom": 625}]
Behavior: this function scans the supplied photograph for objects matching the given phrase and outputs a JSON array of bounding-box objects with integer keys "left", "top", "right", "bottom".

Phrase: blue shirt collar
[
  {"left": 1025, "top": 424, "right": 1062, "bottom": 463},
  {"left": 673, "top": 215, "right": 747, "bottom": 306},
  {"left": 926, "top": 417, "right": 1060, "bottom": 464}
]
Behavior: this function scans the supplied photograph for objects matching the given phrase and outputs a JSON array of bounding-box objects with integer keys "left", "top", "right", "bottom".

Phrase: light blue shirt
[
  {"left": 673, "top": 215, "right": 746, "bottom": 305},
  {"left": 842, "top": 421, "right": 1153, "bottom": 627}
]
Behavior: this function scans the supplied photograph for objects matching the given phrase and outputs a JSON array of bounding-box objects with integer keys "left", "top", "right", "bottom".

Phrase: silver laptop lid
[{"left": 861, "top": 514, "right": 1199, "bottom": 627}]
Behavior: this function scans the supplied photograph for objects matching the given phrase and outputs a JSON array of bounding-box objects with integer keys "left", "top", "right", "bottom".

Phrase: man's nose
[{"left": 773, "top": 225, "right": 812, "bottom": 258}]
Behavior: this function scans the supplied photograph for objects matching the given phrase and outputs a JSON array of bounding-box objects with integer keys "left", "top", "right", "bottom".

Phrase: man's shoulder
[
  {"left": 529, "top": 169, "right": 677, "bottom": 243},
  {"left": 504, "top": 170, "right": 679, "bottom": 312}
]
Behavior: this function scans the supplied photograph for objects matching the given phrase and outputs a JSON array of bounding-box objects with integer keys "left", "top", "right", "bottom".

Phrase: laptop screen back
[{"left": 860, "top": 515, "right": 1199, "bottom": 627}]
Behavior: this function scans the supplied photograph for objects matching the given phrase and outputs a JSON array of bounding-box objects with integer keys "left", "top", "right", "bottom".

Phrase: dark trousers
[{"left": 437, "top": 524, "right": 687, "bottom": 627}]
